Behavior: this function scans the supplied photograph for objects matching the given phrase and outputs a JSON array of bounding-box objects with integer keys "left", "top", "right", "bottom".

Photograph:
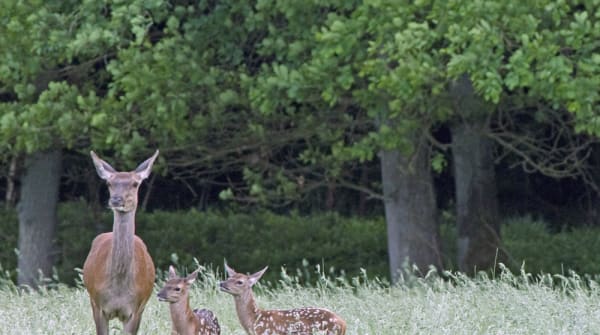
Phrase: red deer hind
[
  {"left": 220, "top": 264, "right": 347, "bottom": 335},
  {"left": 83, "top": 150, "right": 158, "bottom": 335},
  {"left": 157, "top": 265, "right": 221, "bottom": 335}
]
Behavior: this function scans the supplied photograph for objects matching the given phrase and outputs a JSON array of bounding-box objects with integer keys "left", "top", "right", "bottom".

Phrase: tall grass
[{"left": 1, "top": 265, "right": 600, "bottom": 335}]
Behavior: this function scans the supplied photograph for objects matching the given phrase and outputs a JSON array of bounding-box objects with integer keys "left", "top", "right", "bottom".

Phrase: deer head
[
  {"left": 90, "top": 150, "right": 159, "bottom": 213},
  {"left": 219, "top": 263, "right": 268, "bottom": 297},
  {"left": 158, "top": 265, "right": 198, "bottom": 303}
]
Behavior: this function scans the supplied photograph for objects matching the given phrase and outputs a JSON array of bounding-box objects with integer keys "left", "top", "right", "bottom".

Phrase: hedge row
[
  {"left": 1, "top": 202, "right": 599, "bottom": 286},
  {"left": 502, "top": 216, "right": 600, "bottom": 275},
  {"left": 1, "top": 201, "right": 388, "bottom": 285}
]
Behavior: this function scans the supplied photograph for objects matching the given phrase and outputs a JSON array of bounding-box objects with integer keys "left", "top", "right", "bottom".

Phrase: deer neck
[
  {"left": 110, "top": 210, "right": 136, "bottom": 280},
  {"left": 234, "top": 290, "right": 261, "bottom": 334},
  {"left": 169, "top": 294, "right": 196, "bottom": 334}
]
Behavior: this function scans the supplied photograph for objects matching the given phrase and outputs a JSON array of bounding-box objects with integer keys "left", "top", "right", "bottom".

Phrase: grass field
[{"left": 1, "top": 266, "right": 600, "bottom": 335}]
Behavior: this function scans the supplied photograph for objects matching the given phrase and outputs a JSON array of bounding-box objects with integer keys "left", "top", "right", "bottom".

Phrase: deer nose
[{"left": 109, "top": 196, "right": 124, "bottom": 207}]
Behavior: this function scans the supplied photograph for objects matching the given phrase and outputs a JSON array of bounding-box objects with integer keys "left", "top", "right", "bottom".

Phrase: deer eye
[
  {"left": 236, "top": 280, "right": 243, "bottom": 285},
  {"left": 174, "top": 287, "right": 181, "bottom": 291},
  {"left": 132, "top": 181, "right": 139, "bottom": 188}
]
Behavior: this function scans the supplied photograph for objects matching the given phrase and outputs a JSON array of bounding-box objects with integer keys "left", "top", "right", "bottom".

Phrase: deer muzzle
[
  {"left": 157, "top": 291, "right": 168, "bottom": 302},
  {"left": 109, "top": 196, "right": 125, "bottom": 208},
  {"left": 218, "top": 282, "right": 230, "bottom": 293}
]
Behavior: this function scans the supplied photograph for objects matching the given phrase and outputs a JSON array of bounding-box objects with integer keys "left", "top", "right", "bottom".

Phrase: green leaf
[
  {"left": 219, "top": 188, "right": 233, "bottom": 200},
  {"left": 90, "top": 113, "right": 107, "bottom": 127},
  {"left": 431, "top": 152, "right": 447, "bottom": 173}
]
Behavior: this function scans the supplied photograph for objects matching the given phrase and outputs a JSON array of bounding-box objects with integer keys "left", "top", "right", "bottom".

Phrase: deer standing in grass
[
  {"left": 157, "top": 265, "right": 221, "bottom": 335},
  {"left": 220, "top": 264, "right": 346, "bottom": 335},
  {"left": 83, "top": 150, "right": 158, "bottom": 335}
]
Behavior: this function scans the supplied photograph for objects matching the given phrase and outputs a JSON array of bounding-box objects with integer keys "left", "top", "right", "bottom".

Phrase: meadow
[{"left": 1, "top": 265, "right": 600, "bottom": 335}]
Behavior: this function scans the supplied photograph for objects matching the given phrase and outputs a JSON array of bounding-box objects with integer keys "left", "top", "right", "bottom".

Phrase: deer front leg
[
  {"left": 91, "top": 302, "right": 109, "bottom": 335},
  {"left": 329, "top": 323, "right": 346, "bottom": 335},
  {"left": 123, "top": 310, "right": 144, "bottom": 335}
]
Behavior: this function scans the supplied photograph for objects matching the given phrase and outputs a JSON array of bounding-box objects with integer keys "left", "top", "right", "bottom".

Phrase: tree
[
  {"left": 438, "top": 0, "right": 600, "bottom": 270},
  {"left": 0, "top": 0, "right": 250, "bottom": 285},
  {"left": 1, "top": 0, "right": 346, "bottom": 285},
  {"left": 16, "top": 150, "right": 62, "bottom": 286},
  {"left": 242, "top": 0, "right": 600, "bottom": 278},
  {"left": 1, "top": 1, "right": 89, "bottom": 286},
  {"left": 237, "top": 1, "right": 445, "bottom": 281},
  {"left": 449, "top": 75, "right": 501, "bottom": 272}
]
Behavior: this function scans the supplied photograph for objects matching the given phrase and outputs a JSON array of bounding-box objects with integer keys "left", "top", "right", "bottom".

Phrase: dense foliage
[{"left": 2, "top": 0, "right": 599, "bottom": 206}]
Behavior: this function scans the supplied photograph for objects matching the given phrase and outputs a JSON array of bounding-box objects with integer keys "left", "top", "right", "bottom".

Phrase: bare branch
[{"left": 490, "top": 102, "right": 600, "bottom": 193}]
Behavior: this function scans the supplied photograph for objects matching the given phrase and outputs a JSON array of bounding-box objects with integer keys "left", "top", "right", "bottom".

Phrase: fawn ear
[
  {"left": 168, "top": 265, "right": 177, "bottom": 279},
  {"left": 134, "top": 149, "right": 159, "bottom": 180},
  {"left": 90, "top": 151, "right": 116, "bottom": 180},
  {"left": 186, "top": 270, "right": 198, "bottom": 285},
  {"left": 248, "top": 266, "right": 268, "bottom": 286},
  {"left": 224, "top": 262, "right": 236, "bottom": 278}
]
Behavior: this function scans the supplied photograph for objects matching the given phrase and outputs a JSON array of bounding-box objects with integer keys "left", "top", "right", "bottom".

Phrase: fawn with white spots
[
  {"left": 158, "top": 265, "right": 221, "bottom": 335},
  {"left": 220, "top": 264, "right": 346, "bottom": 335}
]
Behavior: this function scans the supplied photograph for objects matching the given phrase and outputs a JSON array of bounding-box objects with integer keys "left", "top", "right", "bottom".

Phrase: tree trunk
[
  {"left": 450, "top": 75, "right": 502, "bottom": 273},
  {"left": 452, "top": 121, "right": 502, "bottom": 273},
  {"left": 380, "top": 137, "right": 442, "bottom": 283},
  {"left": 5, "top": 155, "right": 21, "bottom": 208},
  {"left": 17, "top": 150, "right": 62, "bottom": 288}
]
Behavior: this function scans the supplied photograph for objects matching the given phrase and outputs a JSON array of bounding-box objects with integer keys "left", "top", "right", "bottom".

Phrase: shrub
[
  {"left": 502, "top": 216, "right": 600, "bottom": 275},
  {"left": 2, "top": 203, "right": 600, "bottom": 286},
  {"left": 138, "top": 209, "right": 388, "bottom": 284},
  {"left": 0, "top": 202, "right": 388, "bottom": 285}
]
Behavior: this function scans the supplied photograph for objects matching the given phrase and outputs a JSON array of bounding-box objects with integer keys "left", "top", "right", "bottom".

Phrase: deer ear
[
  {"left": 168, "top": 265, "right": 177, "bottom": 279},
  {"left": 134, "top": 150, "right": 159, "bottom": 180},
  {"left": 90, "top": 151, "right": 116, "bottom": 180},
  {"left": 248, "top": 266, "right": 268, "bottom": 286},
  {"left": 224, "top": 262, "right": 236, "bottom": 278},
  {"left": 186, "top": 271, "right": 198, "bottom": 284}
]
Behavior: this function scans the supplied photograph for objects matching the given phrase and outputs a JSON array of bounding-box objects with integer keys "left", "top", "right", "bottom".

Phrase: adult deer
[
  {"left": 83, "top": 150, "right": 158, "bottom": 335},
  {"left": 158, "top": 265, "right": 221, "bottom": 335},
  {"left": 220, "top": 264, "right": 347, "bottom": 335}
]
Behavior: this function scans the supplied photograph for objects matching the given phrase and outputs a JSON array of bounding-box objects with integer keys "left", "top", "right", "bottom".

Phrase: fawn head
[
  {"left": 90, "top": 150, "right": 159, "bottom": 212},
  {"left": 219, "top": 263, "right": 268, "bottom": 296},
  {"left": 157, "top": 265, "right": 198, "bottom": 303}
]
